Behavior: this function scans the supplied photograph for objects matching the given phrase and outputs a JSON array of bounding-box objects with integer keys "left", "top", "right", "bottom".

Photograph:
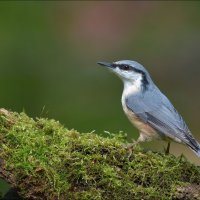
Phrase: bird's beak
[{"left": 97, "top": 61, "right": 115, "bottom": 69}]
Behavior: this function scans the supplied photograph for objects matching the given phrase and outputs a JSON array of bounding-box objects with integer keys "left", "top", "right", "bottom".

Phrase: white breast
[
  {"left": 121, "top": 79, "right": 142, "bottom": 114},
  {"left": 121, "top": 82, "right": 160, "bottom": 141}
]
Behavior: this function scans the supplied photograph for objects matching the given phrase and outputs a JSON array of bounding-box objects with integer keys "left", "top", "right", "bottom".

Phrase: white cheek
[
  {"left": 123, "top": 71, "right": 141, "bottom": 81},
  {"left": 113, "top": 69, "right": 142, "bottom": 93},
  {"left": 115, "top": 68, "right": 121, "bottom": 74},
  {"left": 123, "top": 72, "right": 135, "bottom": 79},
  {"left": 114, "top": 68, "right": 133, "bottom": 79}
]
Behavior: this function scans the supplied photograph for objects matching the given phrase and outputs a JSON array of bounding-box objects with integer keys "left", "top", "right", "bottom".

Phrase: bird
[{"left": 97, "top": 60, "right": 200, "bottom": 157}]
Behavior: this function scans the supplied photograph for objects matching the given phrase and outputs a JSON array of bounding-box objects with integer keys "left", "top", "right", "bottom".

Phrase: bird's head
[{"left": 97, "top": 60, "right": 152, "bottom": 90}]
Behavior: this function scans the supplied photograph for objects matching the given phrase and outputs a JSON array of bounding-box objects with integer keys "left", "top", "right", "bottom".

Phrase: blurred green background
[{"left": 1, "top": 1, "right": 200, "bottom": 195}]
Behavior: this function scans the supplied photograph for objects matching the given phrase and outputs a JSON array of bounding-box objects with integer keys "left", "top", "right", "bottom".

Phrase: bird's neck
[{"left": 123, "top": 78, "right": 143, "bottom": 97}]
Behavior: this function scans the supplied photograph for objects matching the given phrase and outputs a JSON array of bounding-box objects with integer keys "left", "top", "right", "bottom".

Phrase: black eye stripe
[
  {"left": 113, "top": 64, "right": 145, "bottom": 75},
  {"left": 112, "top": 63, "right": 149, "bottom": 91},
  {"left": 111, "top": 63, "right": 117, "bottom": 68},
  {"left": 119, "top": 64, "right": 131, "bottom": 71}
]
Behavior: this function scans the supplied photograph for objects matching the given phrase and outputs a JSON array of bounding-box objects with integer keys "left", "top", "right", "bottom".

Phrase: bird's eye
[{"left": 121, "top": 65, "right": 130, "bottom": 71}]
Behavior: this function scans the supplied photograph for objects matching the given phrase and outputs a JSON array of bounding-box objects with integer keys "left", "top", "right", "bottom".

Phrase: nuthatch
[{"left": 97, "top": 60, "right": 200, "bottom": 157}]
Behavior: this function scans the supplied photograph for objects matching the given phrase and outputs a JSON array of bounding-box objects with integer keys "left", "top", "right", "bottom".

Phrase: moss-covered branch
[{"left": 0, "top": 108, "right": 200, "bottom": 200}]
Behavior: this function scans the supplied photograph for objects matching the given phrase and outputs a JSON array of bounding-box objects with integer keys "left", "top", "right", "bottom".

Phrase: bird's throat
[{"left": 123, "top": 79, "right": 143, "bottom": 96}]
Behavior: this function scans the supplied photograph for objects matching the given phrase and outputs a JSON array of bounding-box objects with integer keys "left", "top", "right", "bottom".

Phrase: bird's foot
[{"left": 124, "top": 140, "right": 138, "bottom": 160}]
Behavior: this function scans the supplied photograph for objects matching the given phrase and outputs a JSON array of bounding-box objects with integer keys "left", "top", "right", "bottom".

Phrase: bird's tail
[
  {"left": 185, "top": 134, "right": 200, "bottom": 158},
  {"left": 196, "top": 146, "right": 200, "bottom": 157},
  {"left": 189, "top": 143, "right": 200, "bottom": 158}
]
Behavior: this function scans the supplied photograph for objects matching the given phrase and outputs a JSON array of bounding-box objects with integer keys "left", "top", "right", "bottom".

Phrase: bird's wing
[{"left": 126, "top": 88, "right": 199, "bottom": 151}]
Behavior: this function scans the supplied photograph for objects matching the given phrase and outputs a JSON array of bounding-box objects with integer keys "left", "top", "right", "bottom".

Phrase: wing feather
[{"left": 126, "top": 87, "right": 199, "bottom": 151}]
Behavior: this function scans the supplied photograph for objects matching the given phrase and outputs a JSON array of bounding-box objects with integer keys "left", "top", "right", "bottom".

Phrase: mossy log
[{"left": 0, "top": 108, "right": 200, "bottom": 200}]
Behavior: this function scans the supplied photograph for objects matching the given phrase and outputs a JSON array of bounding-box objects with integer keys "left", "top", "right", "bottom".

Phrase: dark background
[{"left": 1, "top": 1, "right": 200, "bottom": 195}]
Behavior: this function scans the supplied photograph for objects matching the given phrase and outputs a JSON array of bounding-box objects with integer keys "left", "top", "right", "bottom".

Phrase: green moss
[{"left": 0, "top": 109, "right": 200, "bottom": 200}]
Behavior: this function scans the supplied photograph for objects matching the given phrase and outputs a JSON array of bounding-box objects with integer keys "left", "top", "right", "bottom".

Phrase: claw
[{"left": 124, "top": 140, "right": 138, "bottom": 160}]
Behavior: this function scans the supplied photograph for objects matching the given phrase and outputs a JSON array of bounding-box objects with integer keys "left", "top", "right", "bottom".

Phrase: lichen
[{"left": 0, "top": 109, "right": 200, "bottom": 200}]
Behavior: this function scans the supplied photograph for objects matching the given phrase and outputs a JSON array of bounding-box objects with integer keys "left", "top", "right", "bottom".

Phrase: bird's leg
[
  {"left": 126, "top": 141, "right": 136, "bottom": 160},
  {"left": 165, "top": 141, "right": 171, "bottom": 154},
  {"left": 126, "top": 140, "right": 138, "bottom": 157},
  {"left": 126, "top": 133, "right": 145, "bottom": 158}
]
